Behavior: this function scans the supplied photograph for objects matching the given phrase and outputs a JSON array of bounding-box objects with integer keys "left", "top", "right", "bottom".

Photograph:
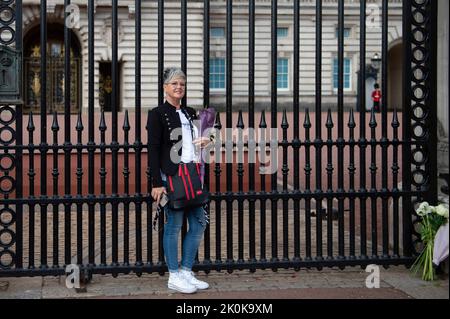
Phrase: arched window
[{"left": 23, "top": 23, "right": 81, "bottom": 113}]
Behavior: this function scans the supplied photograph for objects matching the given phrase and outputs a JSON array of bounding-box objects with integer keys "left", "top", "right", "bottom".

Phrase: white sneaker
[
  {"left": 168, "top": 272, "right": 197, "bottom": 294},
  {"left": 180, "top": 270, "right": 209, "bottom": 290}
]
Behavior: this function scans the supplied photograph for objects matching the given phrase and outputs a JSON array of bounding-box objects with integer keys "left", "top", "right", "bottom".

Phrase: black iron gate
[{"left": 0, "top": 0, "right": 438, "bottom": 277}]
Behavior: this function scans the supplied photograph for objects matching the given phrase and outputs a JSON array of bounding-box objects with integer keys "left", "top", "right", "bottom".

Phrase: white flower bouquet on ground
[{"left": 411, "top": 202, "right": 449, "bottom": 281}]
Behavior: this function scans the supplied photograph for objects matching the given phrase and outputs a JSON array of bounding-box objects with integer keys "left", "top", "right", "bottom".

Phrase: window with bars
[
  {"left": 210, "top": 58, "right": 226, "bottom": 90},
  {"left": 210, "top": 27, "right": 225, "bottom": 38},
  {"left": 333, "top": 58, "right": 352, "bottom": 91},
  {"left": 277, "top": 27, "right": 288, "bottom": 38},
  {"left": 277, "top": 57, "right": 289, "bottom": 90},
  {"left": 335, "top": 27, "right": 352, "bottom": 38}
]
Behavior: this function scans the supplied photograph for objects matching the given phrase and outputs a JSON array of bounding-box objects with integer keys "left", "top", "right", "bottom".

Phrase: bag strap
[
  {"left": 153, "top": 205, "right": 162, "bottom": 231},
  {"left": 180, "top": 107, "right": 195, "bottom": 140}
]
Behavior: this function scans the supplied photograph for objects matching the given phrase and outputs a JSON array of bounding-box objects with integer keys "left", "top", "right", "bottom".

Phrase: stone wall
[{"left": 437, "top": 0, "right": 449, "bottom": 206}]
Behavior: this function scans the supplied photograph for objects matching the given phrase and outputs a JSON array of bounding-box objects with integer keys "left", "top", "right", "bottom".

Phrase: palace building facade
[{"left": 21, "top": 0, "right": 403, "bottom": 113}]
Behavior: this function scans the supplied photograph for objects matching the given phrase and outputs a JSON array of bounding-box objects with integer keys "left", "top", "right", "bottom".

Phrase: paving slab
[{"left": 1, "top": 266, "right": 448, "bottom": 299}]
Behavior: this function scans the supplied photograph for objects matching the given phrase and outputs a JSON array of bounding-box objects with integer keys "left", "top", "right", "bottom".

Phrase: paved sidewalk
[{"left": 0, "top": 266, "right": 448, "bottom": 299}]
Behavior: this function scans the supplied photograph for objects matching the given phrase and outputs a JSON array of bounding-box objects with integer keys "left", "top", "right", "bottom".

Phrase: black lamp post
[{"left": 371, "top": 52, "right": 382, "bottom": 81}]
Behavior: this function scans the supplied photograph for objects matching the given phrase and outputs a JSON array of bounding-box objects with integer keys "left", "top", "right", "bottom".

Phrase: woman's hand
[
  {"left": 193, "top": 136, "right": 211, "bottom": 148},
  {"left": 151, "top": 186, "right": 167, "bottom": 206}
]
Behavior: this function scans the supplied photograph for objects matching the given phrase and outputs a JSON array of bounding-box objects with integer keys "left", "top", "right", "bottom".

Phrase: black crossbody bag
[
  {"left": 166, "top": 162, "right": 209, "bottom": 210},
  {"left": 166, "top": 108, "right": 209, "bottom": 210}
]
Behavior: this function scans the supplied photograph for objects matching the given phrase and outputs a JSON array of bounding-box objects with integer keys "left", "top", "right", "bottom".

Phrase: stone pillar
[
  {"left": 437, "top": 0, "right": 449, "bottom": 194},
  {"left": 437, "top": 0, "right": 449, "bottom": 274}
]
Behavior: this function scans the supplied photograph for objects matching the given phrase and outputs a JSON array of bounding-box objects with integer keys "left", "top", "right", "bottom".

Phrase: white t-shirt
[{"left": 177, "top": 109, "right": 198, "bottom": 163}]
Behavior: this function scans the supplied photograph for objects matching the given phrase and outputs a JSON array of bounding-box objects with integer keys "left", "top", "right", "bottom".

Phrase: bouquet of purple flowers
[{"left": 196, "top": 107, "right": 216, "bottom": 185}]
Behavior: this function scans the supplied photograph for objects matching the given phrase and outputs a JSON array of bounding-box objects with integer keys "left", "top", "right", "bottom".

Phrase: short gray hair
[{"left": 163, "top": 67, "right": 186, "bottom": 84}]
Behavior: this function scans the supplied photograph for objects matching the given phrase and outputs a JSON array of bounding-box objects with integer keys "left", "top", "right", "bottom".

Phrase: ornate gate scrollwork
[
  {"left": 404, "top": 0, "right": 438, "bottom": 256},
  {"left": 0, "top": 0, "right": 21, "bottom": 270}
]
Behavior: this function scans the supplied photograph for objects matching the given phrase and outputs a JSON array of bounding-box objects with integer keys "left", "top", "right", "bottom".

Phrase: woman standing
[{"left": 149, "top": 67, "right": 210, "bottom": 294}]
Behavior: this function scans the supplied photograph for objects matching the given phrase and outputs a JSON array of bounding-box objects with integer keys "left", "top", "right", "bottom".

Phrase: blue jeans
[{"left": 163, "top": 205, "right": 207, "bottom": 273}]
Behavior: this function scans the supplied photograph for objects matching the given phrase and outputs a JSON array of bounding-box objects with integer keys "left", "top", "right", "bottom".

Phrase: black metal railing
[{"left": 0, "top": 0, "right": 438, "bottom": 277}]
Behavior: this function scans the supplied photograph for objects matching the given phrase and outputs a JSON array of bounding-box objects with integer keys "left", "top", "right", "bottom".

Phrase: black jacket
[{"left": 148, "top": 101, "right": 198, "bottom": 188}]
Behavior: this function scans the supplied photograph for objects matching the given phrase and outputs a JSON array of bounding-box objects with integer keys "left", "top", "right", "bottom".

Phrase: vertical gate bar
[
  {"left": 401, "top": 0, "right": 413, "bottom": 258},
  {"left": 203, "top": 0, "right": 211, "bottom": 267},
  {"left": 15, "top": 0, "right": 24, "bottom": 269},
  {"left": 181, "top": 0, "right": 188, "bottom": 251},
  {"left": 348, "top": 110, "right": 356, "bottom": 259},
  {"left": 87, "top": 0, "right": 96, "bottom": 267},
  {"left": 146, "top": 114, "right": 155, "bottom": 267},
  {"left": 135, "top": 0, "right": 143, "bottom": 268},
  {"left": 27, "top": 114, "right": 35, "bottom": 268},
  {"left": 270, "top": 0, "right": 279, "bottom": 265},
  {"left": 181, "top": 4, "right": 189, "bottom": 264},
  {"left": 111, "top": 0, "right": 119, "bottom": 267},
  {"left": 181, "top": 0, "right": 187, "bottom": 107},
  {"left": 304, "top": 110, "right": 312, "bottom": 260},
  {"left": 337, "top": 0, "right": 345, "bottom": 261},
  {"left": 40, "top": 0, "right": 48, "bottom": 269},
  {"left": 314, "top": 0, "right": 323, "bottom": 261},
  {"left": 76, "top": 113, "right": 83, "bottom": 265},
  {"left": 326, "top": 110, "right": 334, "bottom": 260},
  {"left": 123, "top": 111, "right": 130, "bottom": 265},
  {"left": 259, "top": 111, "right": 267, "bottom": 263},
  {"left": 293, "top": 0, "right": 301, "bottom": 262},
  {"left": 156, "top": 0, "right": 164, "bottom": 270},
  {"left": 147, "top": 192, "right": 153, "bottom": 269},
  {"left": 214, "top": 114, "right": 222, "bottom": 265},
  {"left": 369, "top": 110, "right": 378, "bottom": 258},
  {"left": 391, "top": 110, "right": 400, "bottom": 257},
  {"left": 64, "top": 0, "right": 72, "bottom": 267},
  {"left": 61, "top": 0, "right": 72, "bottom": 267},
  {"left": 144, "top": 112, "right": 153, "bottom": 267},
  {"left": 225, "top": 0, "right": 233, "bottom": 266},
  {"left": 99, "top": 112, "right": 107, "bottom": 266},
  {"left": 281, "top": 110, "right": 289, "bottom": 262},
  {"left": 248, "top": 0, "right": 256, "bottom": 266},
  {"left": 358, "top": 0, "right": 368, "bottom": 259},
  {"left": 237, "top": 112, "right": 244, "bottom": 265},
  {"left": 381, "top": 0, "right": 389, "bottom": 258},
  {"left": 158, "top": 0, "right": 164, "bottom": 106},
  {"left": 203, "top": 0, "right": 210, "bottom": 110},
  {"left": 51, "top": 113, "right": 59, "bottom": 267}
]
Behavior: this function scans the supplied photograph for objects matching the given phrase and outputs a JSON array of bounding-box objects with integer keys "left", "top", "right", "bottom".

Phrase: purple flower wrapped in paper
[{"left": 196, "top": 107, "right": 216, "bottom": 185}]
